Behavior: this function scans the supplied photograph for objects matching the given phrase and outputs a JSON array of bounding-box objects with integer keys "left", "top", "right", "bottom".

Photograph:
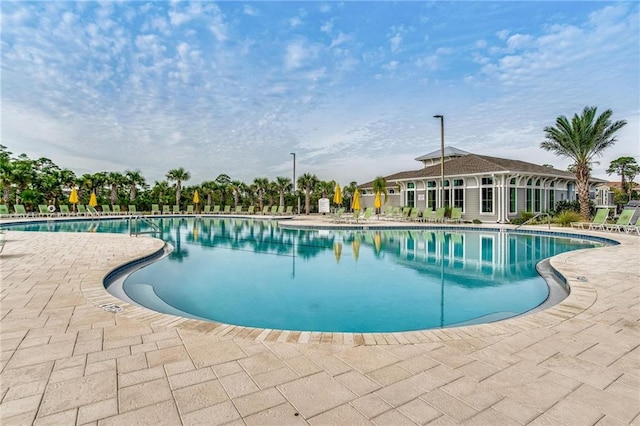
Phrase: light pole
[
  {"left": 433, "top": 115, "right": 445, "bottom": 208},
  {"left": 290, "top": 152, "right": 297, "bottom": 214}
]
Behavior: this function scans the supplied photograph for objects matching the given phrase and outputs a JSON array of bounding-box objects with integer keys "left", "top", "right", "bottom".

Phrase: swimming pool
[{"left": 3, "top": 217, "right": 606, "bottom": 332}]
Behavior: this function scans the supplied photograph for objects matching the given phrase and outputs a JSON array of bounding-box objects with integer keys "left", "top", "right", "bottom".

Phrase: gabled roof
[{"left": 359, "top": 153, "right": 586, "bottom": 188}]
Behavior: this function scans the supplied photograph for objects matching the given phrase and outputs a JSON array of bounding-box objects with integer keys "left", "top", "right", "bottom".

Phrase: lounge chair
[
  {"left": 38, "top": 204, "right": 51, "bottom": 216},
  {"left": 203, "top": 205, "right": 211, "bottom": 214},
  {"left": 409, "top": 208, "right": 422, "bottom": 222},
  {"left": 221, "top": 205, "right": 230, "bottom": 214},
  {"left": 235, "top": 206, "right": 243, "bottom": 214},
  {"left": 448, "top": 207, "right": 462, "bottom": 223},
  {"left": 101, "top": 205, "right": 112, "bottom": 215},
  {"left": 112, "top": 205, "right": 122, "bottom": 215},
  {"left": 261, "top": 206, "right": 269, "bottom": 215},
  {"left": 13, "top": 204, "right": 29, "bottom": 217},
  {"left": 151, "top": 204, "right": 161, "bottom": 215},
  {"left": 332, "top": 207, "right": 345, "bottom": 222},
  {"left": 380, "top": 205, "right": 393, "bottom": 220},
  {"left": 59, "top": 205, "right": 72, "bottom": 216},
  {"left": 162, "top": 205, "right": 171, "bottom": 214},
  {"left": 361, "top": 207, "right": 374, "bottom": 221},
  {"left": 172, "top": 205, "right": 180, "bottom": 214},
  {"left": 571, "top": 208, "right": 609, "bottom": 230},
  {"left": 77, "top": 205, "right": 88, "bottom": 216},
  {"left": 0, "top": 204, "right": 11, "bottom": 218},
  {"left": 622, "top": 216, "right": 640, "bottom": 235},
  {"left": 270, "top": 205, "right": 278, "bottom": 214},
  {"left": 212, "top": 205, "right": 221, "bottom": 214},
  {"left": 276, "top": 205, "right": 284, "bottom": 215},
  {"left": 432, "top": 207, "right": 446, "bottom": 223},
  {"left": 247, "top": 206, "right": 255, "bottom": 215},
  {"left": 604, "top": 209, "right": 634, "bottom": 232},
  {"left": 186, "top": 205, "right": 194, "bottom": 214},
  {"left": 285, "top": 206, "right": 293, "bottom": 214},
  {"left": 128, "top": 205, "right": 137, "bottom": 215},
  {"left": 421, "top": 208, "right": 433, "bottom": 222}
]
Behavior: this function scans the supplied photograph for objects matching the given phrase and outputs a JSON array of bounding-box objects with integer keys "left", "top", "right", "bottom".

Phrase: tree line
[{"left": 0, "top": 145, "right": 363, "bottom": 214}]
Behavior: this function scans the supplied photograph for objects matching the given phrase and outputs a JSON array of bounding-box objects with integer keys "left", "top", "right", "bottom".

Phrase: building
[{"left": 359, "top": 147, "right": 605, "bottom": 223}]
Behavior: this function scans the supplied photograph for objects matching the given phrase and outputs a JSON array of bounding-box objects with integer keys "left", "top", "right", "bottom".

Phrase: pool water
[{"left": 3, "top": 217, "right": 604, "bottom": 332}]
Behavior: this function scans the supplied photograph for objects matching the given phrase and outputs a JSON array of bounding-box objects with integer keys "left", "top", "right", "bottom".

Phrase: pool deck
[{"left": 1, "top": 215, "right": 639, "bottom": 425}]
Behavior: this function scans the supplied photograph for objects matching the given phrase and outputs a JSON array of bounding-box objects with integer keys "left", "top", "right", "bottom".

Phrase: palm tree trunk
[
  {"left": 305, "top": 189, "right": 311, "bottom": 214},
  {"left": 576, "top": 166, "right": 591, "bottom": 220}
]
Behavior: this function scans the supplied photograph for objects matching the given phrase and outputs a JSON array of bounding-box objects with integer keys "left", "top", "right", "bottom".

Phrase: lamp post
[
  {"left": 290, "top": 152, "right": 297, "bottom": 214},
  {"left": 433, "top": 115, "right": 445, "bottom": 208}
]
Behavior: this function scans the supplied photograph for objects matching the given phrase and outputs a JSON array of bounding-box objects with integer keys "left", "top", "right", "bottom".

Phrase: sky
[{"left": 2, "top": 1, "right": 639, "bottom": 188}]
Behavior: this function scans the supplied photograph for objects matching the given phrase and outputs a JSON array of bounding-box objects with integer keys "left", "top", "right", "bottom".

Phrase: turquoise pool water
[{"left": 4, "top": 217, "right": 604, "bottom": 332}]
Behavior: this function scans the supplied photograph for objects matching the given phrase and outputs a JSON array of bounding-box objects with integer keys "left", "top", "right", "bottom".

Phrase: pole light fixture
[
  {"left": 290, "top": 152, "right": 297, "bottom": 214},
  {"left": 433, "top": 115, "right": 445, "bottom": 208}
]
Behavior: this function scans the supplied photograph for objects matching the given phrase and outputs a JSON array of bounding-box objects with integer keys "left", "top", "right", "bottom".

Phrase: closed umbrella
[
  {"left": 69, "top": 188, "right": 79, "bottom": 212},
  {"left": 89, "top": 192, "right": 98, "bottom": 207},
  {"left": 374, "top": 191, "right": 382, "bottom": 216},
  {"left": 193, "top": 190, "right": 200, "bottom": 213},
  {"left": 351, "top": 189, "right": 361, "bottom": 211},
  {"left": 333, "top": 184, "right": 342, "bottom": 206}
]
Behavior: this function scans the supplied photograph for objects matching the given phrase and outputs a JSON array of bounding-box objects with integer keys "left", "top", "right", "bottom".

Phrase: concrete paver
[{"left": 0, "top": 217, "right": 639, "bottom": 425}]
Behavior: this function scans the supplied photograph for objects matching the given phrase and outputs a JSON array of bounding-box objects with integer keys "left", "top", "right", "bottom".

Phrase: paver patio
[{"left": 0, "top": 217, "right": 638, "bottom": 425}]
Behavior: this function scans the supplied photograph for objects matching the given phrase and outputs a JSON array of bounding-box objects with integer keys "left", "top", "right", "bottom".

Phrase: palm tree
[
  {"left": 125, "top": 170, "right": 146, "bottom": 202},
  {"left": 607, "top": 157, "right": 639, "bottom": 195},
  {"left": 153, "top": 180, "right": 170, "bottom": 204},
  {"left": 11, "top": 154, "right": 35, "bottom": 204},
  {"left": 274, "top": 176, "right": 292, "bottom": 207},
  {"left": 0, "top": 145, "right": 13, "bottom": 204},
  {"left": 230, "top": 180, "right": 246, "bottom": 209},
  {"left": 215, "top": 174, "right": 231, "bottom": 206},
  {"left": 316, "top": 180, "right": 335, "bottom": 199},
  {"left": 298, "top": 173, "right": 318, "bottom": 215},
  {"left": 253, "top": 177, "right": 269, "bottom": 210},
  {"left": 107, "top": 171, "right": 124, "bottom": 205},
  {"left": 540, "top": 106, "right": 627, "bottom": 219},
  {"left": 342, "top": 181, "right": 358, "bottom": 210},
  {"left": 372, "top": 176, "right": 388, "bottom": 214},
  {"left": 166, "top": 167, "right": 191, "bottom": 206}
]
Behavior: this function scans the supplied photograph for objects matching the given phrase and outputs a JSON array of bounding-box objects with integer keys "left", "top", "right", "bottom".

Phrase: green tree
[
  {"left": 253, "top": 177, "right": 269, "bottom": 210},
  {"left": 107, "top": 171, "right": 125, "bottom": 205},
  {"left": 125, "top": 170, "right": 146, "bottom": 202},
  {"left": 274, "top": 176, "right": 292, "bottom": 207},
  {"left": 0, "top": 145, "right": 13, "bottom": 204},
  {"left": 230, "top": 180, "right": 247, "bottom": 209},
  {"left": 298, "top": 173, "right": 318, "bottom": 215},
  {"left": 607, "top": 156, "right": 639, "bottom": 195},
  {"left": 166, "top": 167, "right": 191, "bottom": 206},
  {"left": 540, "top": 106, "right": 627, "bottom": 219}
]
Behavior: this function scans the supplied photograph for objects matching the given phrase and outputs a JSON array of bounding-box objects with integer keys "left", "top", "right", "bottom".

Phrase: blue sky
[{"left": 2, "top": 1, "right": 638, "bottom": 187}]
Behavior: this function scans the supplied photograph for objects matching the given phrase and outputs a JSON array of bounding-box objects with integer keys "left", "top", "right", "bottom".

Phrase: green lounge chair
[
  {"left": 38, "top": 204, "right": 51, "bottom": 216},
  {"left": 203, "top": 205, "right": 211, "bottom": 214},
  {"left": 101, "top": 205, "right": 112, "bottom": 214},
  {"left": 112, "top": 205, "right": 122, "bottom": 215},
  {"left": 172, "top": 205, "right": 180, "bottom": 214},
  {"left": 247, "top": 206, "right": 255, "bottom": 215},
  {"left": 151, "top": 204, "right": 160, "bottom": 215},
  {"left": 270, "top": 205, "right": 278, "bottom": 214},
  {"left": 381, "top": 205, "right": 394, "bottom": 219},
  {"left": 77, "top": 205, "right": 88, "bottom": 216},
  {"left": 622, "top": 216, "right": 640, "bottom": 235},
  {"left": 212, "top": 205, "right": 221, "bottom": 214},
  {"left": 235, "top": 206, "right": 243, "bottom": 214},
  {"left": 433, "top": 207, "right": 446, "bottom": 223},
  {"left": 361, "top": 207, "right": 374, "bottom": 221},
  {"left": 261, "top": 206, "right": 269, "bottom": 215},
  {"left": 0, "top": 204, "right": 11, "bottom": 218},
  {"left": 332, "top": 207, "right": 345, "bottom": 222},
  {"left": 223, "top": 205, "right": 231, "bottom": 214},
  {"left": 186, "top": 205, "right": 194, "bottom": 214},
  {"left": 604, "top": 209, "right": 634, "bottom": 232},
  {"left": 276, "top": 205, "right": 284, "bottom": 215},
  {"left": 59, "top": 205, "right": 72, "bottom": 216},
  {"left": 128, "top": 205, "right": 137, "bottom": 215},
  {"left": 285, "top": 206, "right": 293, "bottom": 214},
  {"left": 570, "top": 208, "right": 608, "bottom": 230},
  {"left": 409, "top": 208, "right": 421, "bottom": 222},
  {"left": 401, "top": 207, "right": 411, "bottom": 220},
  {"left": 162, "top": 205, "right": 171, "bottom": 214},
  {"left": 448, "top": 207, "right": 462, "bottom": 223},
  {"left": 421, "top": 208, "right": 433, "bottom": 222}
]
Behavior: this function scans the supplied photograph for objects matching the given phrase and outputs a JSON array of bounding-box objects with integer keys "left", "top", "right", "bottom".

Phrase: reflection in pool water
[{"left": 5, "top": 217, "right": 604, "bottom": 332}]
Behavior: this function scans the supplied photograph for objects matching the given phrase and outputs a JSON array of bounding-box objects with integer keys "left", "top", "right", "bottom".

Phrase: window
[
  {"left": 427, "top": 181, "right": 437, "bottom": 210},
  {"left": 534, "top": 179, "right": 542, "bottom": 212},
  {"left": 443, "top": 180, "right": 450, "bottom": 207},
  {"left": 509, "top": 178, "right": 517, "bottom": 214},
  {"left": 453, "top": 179, "right": 464, "bottom": 209},
  {"left": 526, "top": 179, "right": 533, "bottom": 212},
  {"left": 548, "top": 182, "right": 555, "bottom": 210},
  {"left": 406, "top": 182, "right": 415, "bottom": 207},
  {"left": 481, "top": 177, "right": 493, "bottom": 213}
]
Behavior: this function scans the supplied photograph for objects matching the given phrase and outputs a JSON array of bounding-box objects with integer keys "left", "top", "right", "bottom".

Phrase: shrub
[{"left": 555, "top": 210, "right": 582, "bottom": 227}]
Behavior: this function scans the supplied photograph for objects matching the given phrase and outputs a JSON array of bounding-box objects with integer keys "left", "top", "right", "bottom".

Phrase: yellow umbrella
[
  {"left": 352, "top": 238, "right": 360, "bottom": 262},
  {"left": 333, "top": 242, "right": 342, "bottom": 263},
  {"left": 89, "top": 192, "right": 98, "bottom": 207},
  {"left": 333, "top": 184, "right": 342, "bottom": 206},
  {"left": 374, "top": 191, "right": 382, "bottom": 213},
  {"left": 69, "top": 188, "right": 79, "bottom": 212},
  {"left": 193, "top": 190, "right": 200, "bottom": 204},
  {"left": 351, "top": 189, "right": 361, "bottom": 211}
]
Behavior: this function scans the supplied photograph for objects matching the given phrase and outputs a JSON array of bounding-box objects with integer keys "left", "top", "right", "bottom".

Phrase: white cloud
[
  {"left": 329, "top": 32, "right": 351, "bottom": 48},
  {"left": 243, "top": 4, "right": 258, "bottom": 17},
  {"left": 290, "top": 17, "right": 302, "bottom": 27}
]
